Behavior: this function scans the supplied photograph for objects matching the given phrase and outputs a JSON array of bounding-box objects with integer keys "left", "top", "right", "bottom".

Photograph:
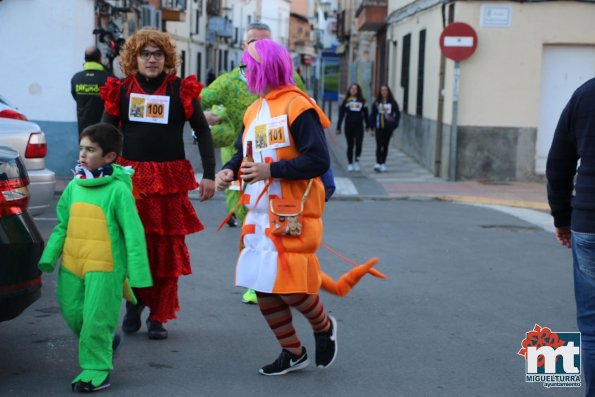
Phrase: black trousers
[
  {"left": 375, "top": 128, "right": 393, "bottom": 164},
  {"left": 344, "top": 124, "right": 364, "bottom": 163}
]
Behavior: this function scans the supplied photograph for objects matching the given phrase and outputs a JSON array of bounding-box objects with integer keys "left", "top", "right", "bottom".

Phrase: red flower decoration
[
  {"left": 100, "top": 77, "right": 122, "bottom": 118},
  {"left": 180, "top": 75, "right": 203, "bottom": 120}
]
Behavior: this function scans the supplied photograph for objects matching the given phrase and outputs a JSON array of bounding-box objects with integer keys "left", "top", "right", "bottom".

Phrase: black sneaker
[
  {"left": 314, "top": 315, "right": 338, "bottom": 368},
  {"left": 259, "top": 348, "right": 309, "bottom": 376},
  {"left": 227, "top": 214, "right": 239, "bottom": 227},
  {"left": 72, "top": 375, "right": 111, "bottom": 393},
  {"left": 146, "top": 319, "right": 168, "bottom": 340},
  {"left": 122, "top": 301, "right": 145, "bottom": 334}
]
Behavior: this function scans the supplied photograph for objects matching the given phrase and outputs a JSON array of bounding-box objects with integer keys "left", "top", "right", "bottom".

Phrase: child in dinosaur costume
[{"left": 39, "top": 123, "right": 152, "bottom": 392}]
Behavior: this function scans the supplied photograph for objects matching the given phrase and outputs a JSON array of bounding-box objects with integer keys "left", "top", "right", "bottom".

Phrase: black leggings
[
  {"left": 345, "top": 124, "right": 364, "bottom": 163},
  {"left": 375, "top": 128, "right": 393, "bottom": 164}
]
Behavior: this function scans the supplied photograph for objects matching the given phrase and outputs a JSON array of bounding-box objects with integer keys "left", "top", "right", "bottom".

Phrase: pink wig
[{"left": 242, "top": 39, "right": 295, "bottom": 95}]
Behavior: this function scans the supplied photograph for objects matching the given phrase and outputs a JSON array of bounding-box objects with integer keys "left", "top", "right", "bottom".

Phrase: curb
[
  {"left": 434, "top": 195, "right": 549, "bottom": 211},
  {"left": 316, "top": 193, "right": 549, "bottom": 212}
]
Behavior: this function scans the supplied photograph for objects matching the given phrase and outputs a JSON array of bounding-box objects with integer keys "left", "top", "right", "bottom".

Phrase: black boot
[
  {"left": 122, "top": 301, "right": 145, "bottom": 334},
  {"left": 147, "top": 319, "right": 168, "bottom": 340}
]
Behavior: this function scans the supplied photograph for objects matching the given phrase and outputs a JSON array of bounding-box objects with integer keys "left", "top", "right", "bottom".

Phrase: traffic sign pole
[
  {"left": 439, "top": 22, "right": 478, "bottom": 181},
  {"left": 449, "top": 62, "right": 460, "bottom": 181}
]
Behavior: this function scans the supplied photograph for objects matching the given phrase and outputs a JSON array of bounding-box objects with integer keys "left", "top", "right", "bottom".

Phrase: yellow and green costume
[{"left": 39, "top": 164, "right": 152, "bottom": 387}]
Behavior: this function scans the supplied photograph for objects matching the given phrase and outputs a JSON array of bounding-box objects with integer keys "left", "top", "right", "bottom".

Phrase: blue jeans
[{"left": 572, "top": 231, "right": 595, "bottom": 396}]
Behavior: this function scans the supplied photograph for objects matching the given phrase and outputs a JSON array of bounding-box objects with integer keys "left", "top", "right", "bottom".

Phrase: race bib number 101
[
  {"left": 253, "top": 115, "right": 290, "bottom": 151},
  {"left": 129, "top": 93, "right": 170, "bottom": 124}
]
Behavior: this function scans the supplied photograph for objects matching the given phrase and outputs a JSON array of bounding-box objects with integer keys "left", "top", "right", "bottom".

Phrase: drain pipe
[
  {"left": 435, "top": 1, "right": 452, "bottom": 178},
  {"left": 435, "top": 53, "right": 445, "bottom": 177}
]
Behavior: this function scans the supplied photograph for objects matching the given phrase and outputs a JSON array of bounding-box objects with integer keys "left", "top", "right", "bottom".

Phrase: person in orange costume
[
  {"left": 320, "top": 257, "right": 384, "bottom": 296},
  {"left": 216, "top": 39, "right": 383, "bottom": 376}
]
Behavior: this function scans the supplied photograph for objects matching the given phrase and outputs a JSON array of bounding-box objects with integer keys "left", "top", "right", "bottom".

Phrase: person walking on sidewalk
[
  {"left": 215, "top": 39, "right": 338, "bottom": 376},
  {"left": 71, "top": 47, "right": 114, "bottom": 134},
  {"left": 546, "top": 77, "right": 595, "bottom": 397},
  {"left": 336, "top": 83, "right": 370, "bottom": 172},
  {"left": 369, "top": 85, "right": 400, "bottom": 172},
  {"left": 38, "top": 123, "right": 152, "bottom": 392},
  {"left": 101, "top": 28, "right": 216, "bottom": 340}
]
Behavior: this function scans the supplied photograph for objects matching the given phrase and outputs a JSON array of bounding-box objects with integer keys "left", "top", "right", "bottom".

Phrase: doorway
[{"left": 535, "top": 45, "right": 595, "bottom": 174}]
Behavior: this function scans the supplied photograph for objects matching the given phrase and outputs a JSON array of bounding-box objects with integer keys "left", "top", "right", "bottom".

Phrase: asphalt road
[{"left": 0, "top": 192, "right": 583, "bottom": 396}]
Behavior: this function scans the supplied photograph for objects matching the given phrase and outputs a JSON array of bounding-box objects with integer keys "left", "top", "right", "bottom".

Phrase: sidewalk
[
  {"left": 55, "top": 108, "right": 550, "bottom": 212},
  {"left": 326, "top": 102, "right": 549, "bottom": 211}
]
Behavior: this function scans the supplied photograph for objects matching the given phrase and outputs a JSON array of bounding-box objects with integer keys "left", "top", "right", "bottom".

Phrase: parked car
[
  {"left": 0, "top": 94, "right": 28, "bottom": 121},
  {"left": 0, "top": 146, "right": 43, "bottom": 322},
  {"left": 0, "top": 118, "right": 55, "bottom": 215}
]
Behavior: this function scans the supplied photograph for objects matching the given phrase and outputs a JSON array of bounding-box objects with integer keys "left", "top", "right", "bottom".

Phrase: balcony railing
[
  {"left": 159, "top": 0, "right": 186, "bottom": 21},
  {"left": 355, "top": 0, "right": 387, "bottom": 32}
]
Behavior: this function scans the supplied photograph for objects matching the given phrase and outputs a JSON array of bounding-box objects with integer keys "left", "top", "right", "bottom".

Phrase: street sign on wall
[{"left": 439, "top": 22, "right": 478, "bottom": 61}]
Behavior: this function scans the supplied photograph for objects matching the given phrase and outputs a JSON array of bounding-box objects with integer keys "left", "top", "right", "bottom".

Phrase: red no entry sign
[{"left": 440, "top": 22, "right": 478, "bottom": 61}]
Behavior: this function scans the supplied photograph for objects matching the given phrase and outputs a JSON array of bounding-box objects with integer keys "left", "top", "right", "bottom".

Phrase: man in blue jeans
[{"left": 546, "top": 77, "right": 595, "bottom": 396}]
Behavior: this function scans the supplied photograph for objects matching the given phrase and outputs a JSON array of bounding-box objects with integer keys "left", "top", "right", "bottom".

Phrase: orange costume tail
[{"left": 320, "top": 257, "right": 385, "bottom": 297}]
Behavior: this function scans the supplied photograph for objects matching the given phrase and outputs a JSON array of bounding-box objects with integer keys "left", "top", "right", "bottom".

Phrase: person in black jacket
[
  {"left": 71, "top": 47, "right": 113, "bottom": 134},
  {"left": 546, "top": 77, "right": 595, "bottom": 396},
  {"left": 336, "top": 83, "right": 369, "bottom": 172},
  {"left": 369, "top": 85, "right": 400, "bottom": 172}
]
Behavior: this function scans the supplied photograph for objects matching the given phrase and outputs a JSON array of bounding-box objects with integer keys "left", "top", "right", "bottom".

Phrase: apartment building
[
  {"left": 0, "top": 0, "right": 326, "bottom": 176},
  {"left": 384, "top": 0, "right": 595, "bottom": 181}
]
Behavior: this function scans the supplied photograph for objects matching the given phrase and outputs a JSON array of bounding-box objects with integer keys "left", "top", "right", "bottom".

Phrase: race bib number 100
[{"left": 129, "top": 93, "right": 170, "bottom": 124}]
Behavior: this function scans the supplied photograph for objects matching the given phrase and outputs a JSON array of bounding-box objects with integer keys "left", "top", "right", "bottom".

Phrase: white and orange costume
[{"left": 234, "top": 86, "right": 383, "bottom": 295}]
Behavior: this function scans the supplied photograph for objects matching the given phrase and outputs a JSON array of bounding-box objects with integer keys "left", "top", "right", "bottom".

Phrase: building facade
[
  {"left": 336, "top": 0, "right": 377, "bottom": 102},
  {"left": 0, "top": 0, "right": 318, "bottom": 177},
  {"left": 386, "top": 0, "right": 595, "bottom": 181}
]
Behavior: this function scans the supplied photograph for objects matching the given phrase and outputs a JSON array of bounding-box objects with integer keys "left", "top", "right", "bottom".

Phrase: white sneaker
[
  {"left": 374, "top": 163, "right": 381, "bottom": 172},
  {"left": 347, "top": 164, "right": 354, "bottom": 172},
  {"left": 354, "top": 162, "right": 361, "bottom": 171},
  {"left": 379, "top": 164, "right": 387, "bottom": 172}
]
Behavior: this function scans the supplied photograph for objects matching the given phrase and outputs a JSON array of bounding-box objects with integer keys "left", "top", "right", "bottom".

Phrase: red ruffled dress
[{"left": 101, "top": 73, "right": 208, "bottom": 323}]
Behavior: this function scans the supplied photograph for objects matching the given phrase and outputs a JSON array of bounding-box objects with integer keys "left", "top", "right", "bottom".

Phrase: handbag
[{"left": 269, "top": 179, "right": 314, "bottom": 236}]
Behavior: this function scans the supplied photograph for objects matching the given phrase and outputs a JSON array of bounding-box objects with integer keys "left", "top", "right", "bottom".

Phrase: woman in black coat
[
  {"left": 369, "top": 85, "right": 400, "bottom": 172},
  {"left": 336, "top": 83, "right": 370, "bottom": 172}
]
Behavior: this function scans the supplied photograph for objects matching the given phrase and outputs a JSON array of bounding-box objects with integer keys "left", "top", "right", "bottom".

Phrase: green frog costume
[{"left": 39, "top": 164, "right": 152, "bottom": 388}]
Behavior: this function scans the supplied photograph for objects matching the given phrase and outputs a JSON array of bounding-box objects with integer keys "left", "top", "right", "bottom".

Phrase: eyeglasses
[
  {"left": 239, "top": 63, "right": 247, "bottom": 77},
  {"left": 139, "top": 49, "right": 165, "bottom": 61}
]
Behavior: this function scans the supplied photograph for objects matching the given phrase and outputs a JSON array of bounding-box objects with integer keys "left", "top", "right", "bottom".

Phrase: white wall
[
  {"left": 454, "top": 2, "right": 595, "bottom": 127},
  {"left": 388, "top": 4, "right": 442, "bottom": 118},
  {"left": 167, "top": 0, "right": 208, "bottom": 80},
  {"left": 0, "top": 0, "right": 96, "bottom": 122},
  {"left": 260, "top": 0, "right": 291, "bottom": 46},
  {"left": 228, "top": 0, "right": 257, "bottom": 69},
  {"left": 388, "top": 1, "right": 595, "bottom": 127}
]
